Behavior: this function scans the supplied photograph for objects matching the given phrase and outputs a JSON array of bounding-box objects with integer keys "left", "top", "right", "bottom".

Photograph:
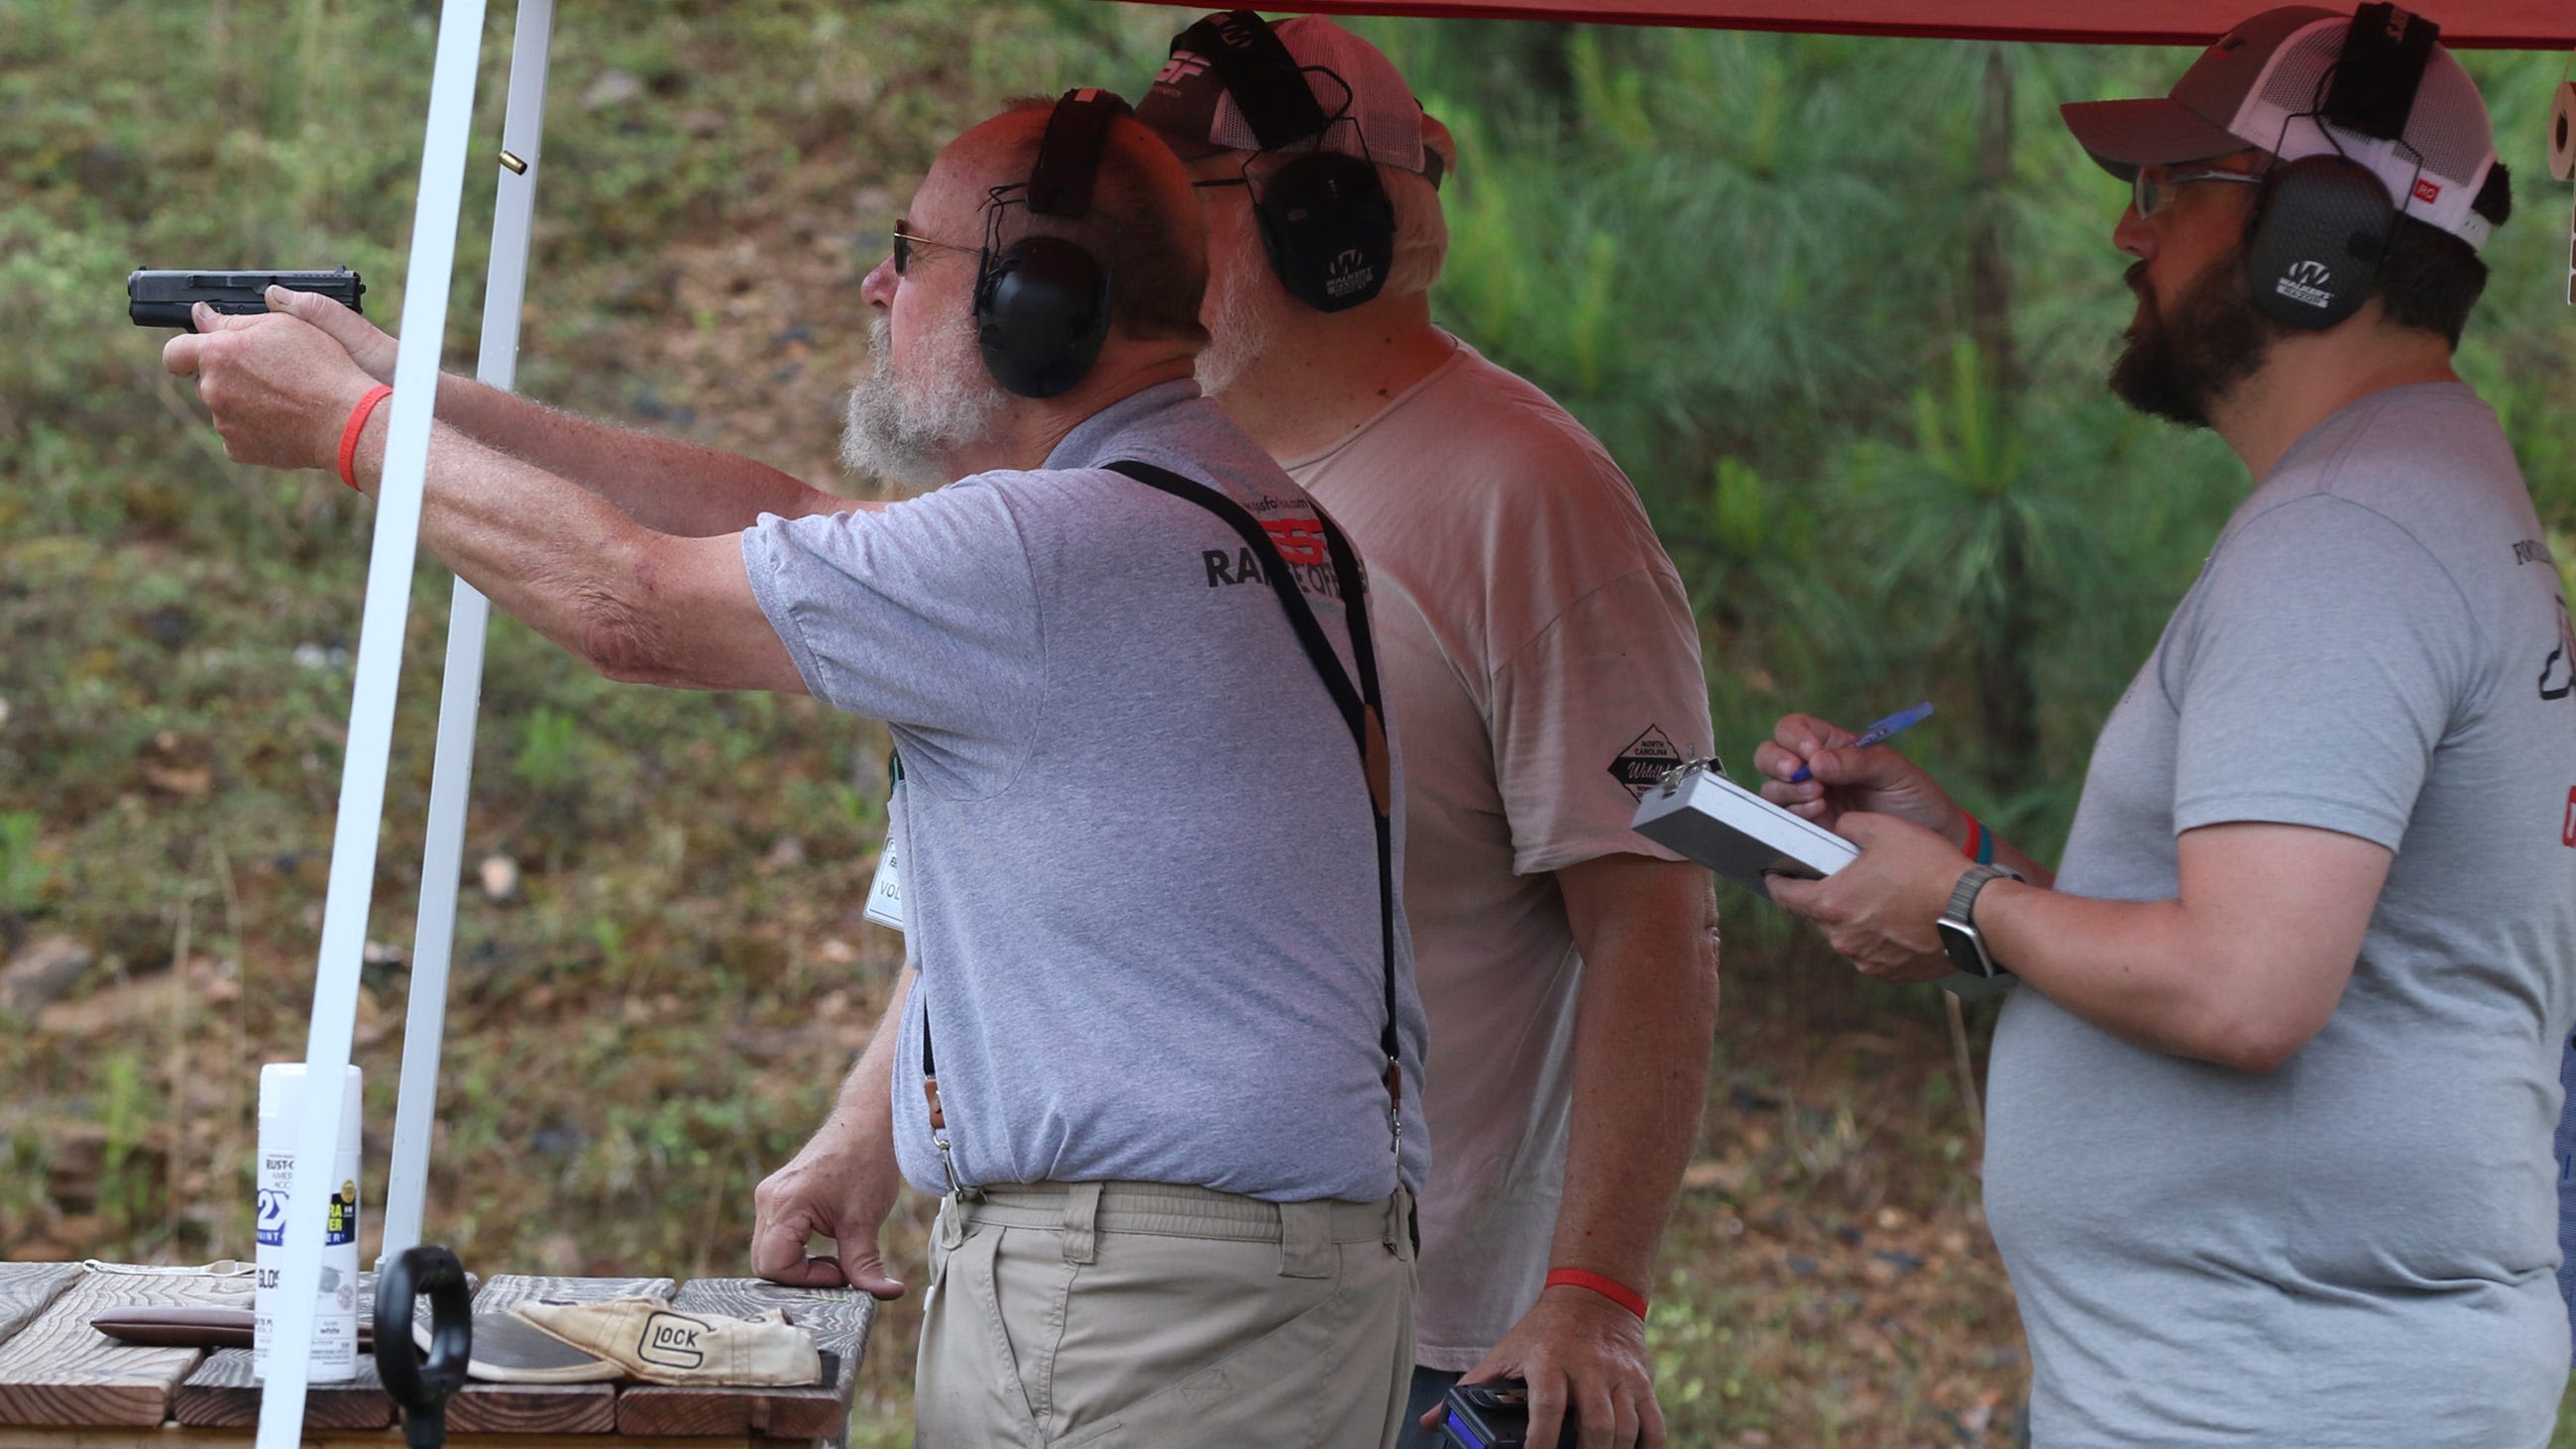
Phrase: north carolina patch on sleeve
[{"left": 1608, "top": 725, "right": 1682, "bottom": 801}]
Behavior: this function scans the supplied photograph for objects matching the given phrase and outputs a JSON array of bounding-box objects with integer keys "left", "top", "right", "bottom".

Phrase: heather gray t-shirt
[
  {"left": 1983, "top": 384, "right": 2576, "bottom": 1447},
  {"left": 741, "top": 382, "right": 1428, "bottom": 1203}
]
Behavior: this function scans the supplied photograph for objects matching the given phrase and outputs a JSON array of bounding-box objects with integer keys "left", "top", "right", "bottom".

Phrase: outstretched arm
[
  {"left": 168, "top": 303, "right": 806, "bottom": 696},
  {"left": 265, "top": 285, "right": 858, "bottom": 535}
]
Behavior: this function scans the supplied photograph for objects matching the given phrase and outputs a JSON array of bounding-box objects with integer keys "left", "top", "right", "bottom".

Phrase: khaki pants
[{"left": 914, "top": 1179, "right": 1416, "bottom": 1448}]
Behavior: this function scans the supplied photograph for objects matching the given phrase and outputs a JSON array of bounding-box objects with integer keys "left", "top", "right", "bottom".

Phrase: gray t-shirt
[
  {"left": 741, "top": 381, "right": 1429, "bottom": 1203},
  {"left": 1983, "top": 384, "right": 2576, "bottom": 1447}
]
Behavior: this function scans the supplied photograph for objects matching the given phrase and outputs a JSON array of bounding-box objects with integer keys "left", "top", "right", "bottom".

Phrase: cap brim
[{"left": 2059, "top": 98, "right": 2249, "bottom": 179}]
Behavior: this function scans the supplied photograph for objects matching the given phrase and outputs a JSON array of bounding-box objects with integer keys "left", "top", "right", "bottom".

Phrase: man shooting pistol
[{"left": 162, "top": 91, "right": 1429, "bottom": 1447}]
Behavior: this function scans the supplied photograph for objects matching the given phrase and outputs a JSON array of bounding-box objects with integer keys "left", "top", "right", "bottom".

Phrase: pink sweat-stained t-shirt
[{"left": 1287, "top": 336, "right": 1714, "bottom": 1370}]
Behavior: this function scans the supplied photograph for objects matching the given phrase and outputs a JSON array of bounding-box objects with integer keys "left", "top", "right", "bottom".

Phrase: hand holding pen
[
  {"left": 1786, "top": 701, "right": 1934, "bottom": 782},
  {"left": 1755, "top": 701, "right": 1960, "bottom": 839}
]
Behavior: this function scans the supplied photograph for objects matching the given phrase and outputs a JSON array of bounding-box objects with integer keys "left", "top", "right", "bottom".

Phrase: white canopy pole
[
  {"left": 258, "top": 2, "right": 489, "bottom": 1445},
  {"left": 381, "top": 0, "right": 559, "bottom": 1269}
]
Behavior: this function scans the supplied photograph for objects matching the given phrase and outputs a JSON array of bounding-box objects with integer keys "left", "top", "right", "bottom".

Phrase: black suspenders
[
  {"left": 1105, "top": 460, "right": 1403, "bottom": 1114},
  {"left": 919, "top": 459, "right": 1404, "bottom": 1193}
]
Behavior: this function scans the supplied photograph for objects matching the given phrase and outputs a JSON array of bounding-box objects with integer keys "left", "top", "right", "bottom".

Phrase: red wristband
[
  {"left": 338, "top": 385, "right": 392, "bottom": 491},
  {"left": 1544, "top": 1268, "right": 1647, "bottom": 1319},
  {"left": 1960, "top": 812, "right": 1986, "bottom": 863}
]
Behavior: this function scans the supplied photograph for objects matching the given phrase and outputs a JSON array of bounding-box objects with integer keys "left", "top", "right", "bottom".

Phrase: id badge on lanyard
[{"left": 863, "top": 754, "right": 905, "bottom": 933}]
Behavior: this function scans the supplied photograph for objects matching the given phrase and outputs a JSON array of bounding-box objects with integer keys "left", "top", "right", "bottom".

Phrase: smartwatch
[{"left": 1937, "top": 863, "right": 2024, "bottom": 979}]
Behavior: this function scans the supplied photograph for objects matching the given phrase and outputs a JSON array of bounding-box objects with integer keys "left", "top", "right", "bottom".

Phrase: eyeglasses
[
  {"left": 1184, "top": 150, "right": 1262, "bottom": 194},
  {"left": 2132, "top": 165, "right": 2264, "bottom": 219},
  {"left": 890, "top": 219, "right": 977, "bottom": 275}
]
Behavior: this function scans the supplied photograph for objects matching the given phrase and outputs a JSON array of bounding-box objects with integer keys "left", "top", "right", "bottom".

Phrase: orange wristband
[
  {"left": 1960, "top": 812, "right": 1988, "bottom": 864},
  {"left": 338, "top": 385, "right": 392, "bottom": 490},
  {"left": 1544, "top": 1267, "right": 1647, "bottom": 1319}
]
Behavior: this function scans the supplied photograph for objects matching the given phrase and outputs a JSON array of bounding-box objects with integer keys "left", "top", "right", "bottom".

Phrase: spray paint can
[{"left": 255, "top": 1063, "right": 363, "bottom": 1381}]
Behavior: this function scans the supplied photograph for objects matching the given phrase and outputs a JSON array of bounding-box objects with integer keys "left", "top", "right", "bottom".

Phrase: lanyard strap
[
  {"left": 918, "top": 459, "right": 1406, "bottom": 1190},
  {"left": 1102, "top": 460, "right": 1400, "bottom": 1090}
]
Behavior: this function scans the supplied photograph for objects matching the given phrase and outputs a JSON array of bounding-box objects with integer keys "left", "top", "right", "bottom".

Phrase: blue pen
[{"left": 1786, "top": 701, "right": 1935, "bottom": 783}]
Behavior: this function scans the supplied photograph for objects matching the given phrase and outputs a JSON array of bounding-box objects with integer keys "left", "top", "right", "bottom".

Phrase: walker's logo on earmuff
[
  {"left": 1323, "top": 248, "right": 1375, "bottom": 298},
  {"left": 2274, "top": 260, "right": 2336, "bottom": 309}
]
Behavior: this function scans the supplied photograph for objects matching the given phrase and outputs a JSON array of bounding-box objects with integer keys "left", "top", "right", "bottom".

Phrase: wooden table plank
[
  {"left": 615, "top": 1282, "right": 872, "bottom": 1441},
  {"left": 443, "top": 1277, "right": 673, "bottom": 1437},
  {"left": 0, "top": 1270, "right": 83, "bottom": 1351},
  {"left": 0, "top": 1268, "right": 853, "bottom": 1447},
  {"left": 0, "top": 1267, "right": 254, "bottom": 1427},
  {"left": 171, "top": 1351, "right": 394, "bottom": 1433},
  {"left": 172, "top": 1274, "right": 389, "bottom": 1431}
]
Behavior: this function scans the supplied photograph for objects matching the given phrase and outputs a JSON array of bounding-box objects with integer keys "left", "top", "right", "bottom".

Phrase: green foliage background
[{"left": 3, "top": 1, "right": 2574, "bottom": 1442}]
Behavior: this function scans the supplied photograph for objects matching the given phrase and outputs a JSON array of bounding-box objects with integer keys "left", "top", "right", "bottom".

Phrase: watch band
[
  {"left": 1944, "top": 863, "right": 2013, "bottom": 924},
  {"left": 1939, "top": 863, "right": 2024, "bottom": 978}
]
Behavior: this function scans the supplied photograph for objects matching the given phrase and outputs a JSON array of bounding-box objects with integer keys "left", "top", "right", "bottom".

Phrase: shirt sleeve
[
  {"left": 1491, "top": 564, "right": 1715, "bottom": 876},
  {"left": 739, "top": 482, "right": 1044, "bottom": 795},
  {"left": 2168, "top": 495, "right": 2477, "bottom": 849}
]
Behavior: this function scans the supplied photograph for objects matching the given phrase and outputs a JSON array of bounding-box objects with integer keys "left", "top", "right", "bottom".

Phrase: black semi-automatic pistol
[{"left": 128, "top": 267, "right": 365, "bottom": 331}]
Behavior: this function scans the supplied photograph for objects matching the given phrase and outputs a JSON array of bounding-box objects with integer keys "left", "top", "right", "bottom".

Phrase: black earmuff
[
  {"left": 2243, "top": 3, "right": 2432, "bottom": 330},
  {"left": 1176, "top": 11, "right": 1396, "bottom": 313},
  {"left": 974, "top": 87, "right": 1127, "bottom": 398},
  {"left": 2245, "top": 155, "right": 2398, "bottom": 327},
  {"left": 1251, "top": 151, "right": 1397, "bottom": 313}
]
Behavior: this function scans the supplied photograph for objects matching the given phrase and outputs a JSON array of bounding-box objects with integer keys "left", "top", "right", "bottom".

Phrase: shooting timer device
[{"left": 1630, "top": 757, "right": 1858, "bottom": 899}]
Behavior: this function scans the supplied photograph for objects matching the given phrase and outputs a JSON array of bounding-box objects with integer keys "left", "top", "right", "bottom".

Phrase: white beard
[
  {"left": 1192, "top": 266, "right": 1282, "bottom": 400},
  {"left": 838, "top": 312, "right": 1008, "bottom": 494}
]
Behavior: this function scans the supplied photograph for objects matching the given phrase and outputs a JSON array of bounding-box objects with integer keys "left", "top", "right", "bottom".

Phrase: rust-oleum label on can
[{"left": 254, "top": 1063, "right": 363, "bottom": 1382}]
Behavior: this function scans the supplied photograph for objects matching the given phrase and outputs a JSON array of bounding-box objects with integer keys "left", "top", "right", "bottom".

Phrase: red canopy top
[{"left": 1186, "top": 0, "right": 2576, "bottom": 48}]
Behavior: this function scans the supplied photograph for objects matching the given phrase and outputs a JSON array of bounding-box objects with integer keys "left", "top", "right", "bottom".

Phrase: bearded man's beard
[
  {"left": 839, "top": 312, "right": 1009, "bottom": 493},
  {"left": 2107, "top": 250, "right": 2284, "bottom": 429},
  {"left": 1192, "top": 267, "right": 1281, "bottom": 400}
]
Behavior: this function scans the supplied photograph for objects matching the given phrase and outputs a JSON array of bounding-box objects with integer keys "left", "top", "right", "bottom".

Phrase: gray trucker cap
[{"left": 2061, "top": 5, "right": 2498, "bottom": 249}]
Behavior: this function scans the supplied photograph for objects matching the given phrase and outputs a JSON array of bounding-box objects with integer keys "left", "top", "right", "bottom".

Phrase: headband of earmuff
[
  {"left": 2244, "top": 4, "right": 2435, "bottom": 329},
  {"left": 1174, "top": 12, "right": 1397, "bottom": 313},
  {"left": 974, "top": 87, "right": 1128, "bottom": 397}
]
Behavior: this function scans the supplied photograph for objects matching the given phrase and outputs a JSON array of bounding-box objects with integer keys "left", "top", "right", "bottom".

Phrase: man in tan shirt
[{"left": 1138, "top": 15, "right": 1723, "bottom": 1447}]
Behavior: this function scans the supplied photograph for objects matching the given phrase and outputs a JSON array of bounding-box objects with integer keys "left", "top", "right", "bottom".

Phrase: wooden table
[{"left": 0, "top": 1264, "right": 875, "bottom": 1449}]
